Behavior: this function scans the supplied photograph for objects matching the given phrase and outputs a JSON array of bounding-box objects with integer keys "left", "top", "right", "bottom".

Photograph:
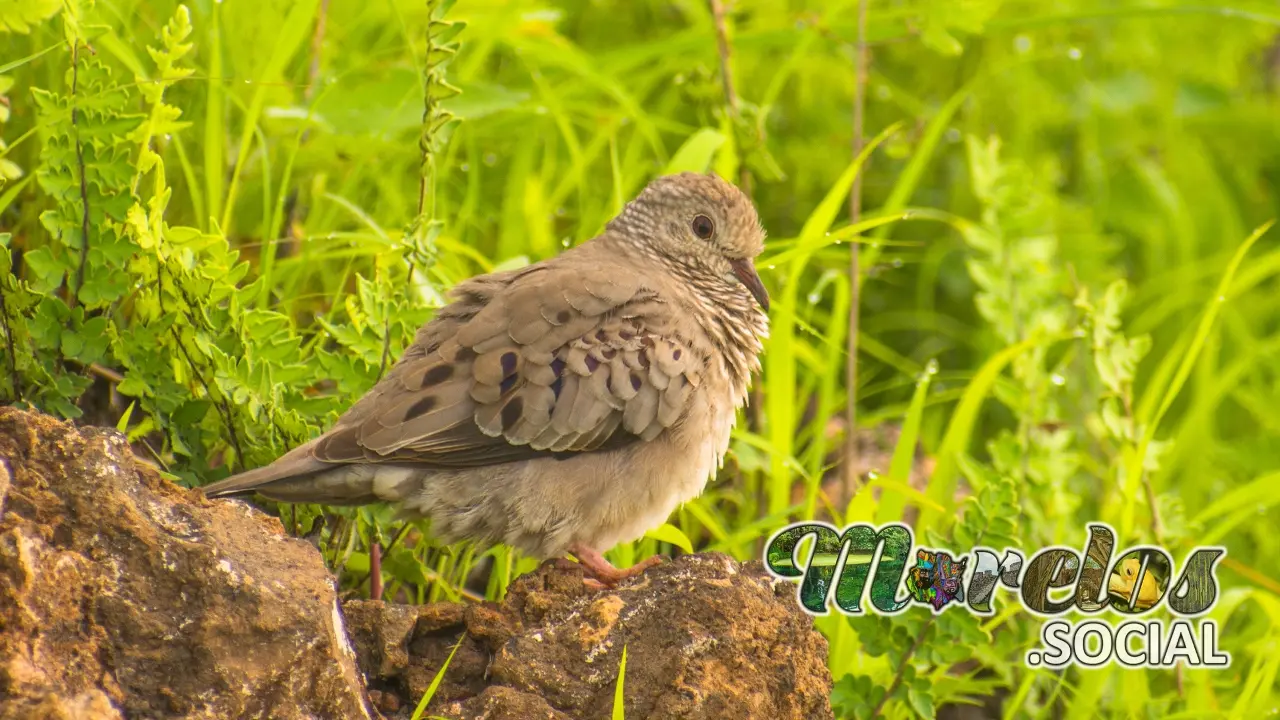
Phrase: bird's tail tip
[
  {"left": 199, "top": 456, "right": 378, "bottom": 506},
  {"left": 200, "top": 465, "right": 280, "bottom": 498}
]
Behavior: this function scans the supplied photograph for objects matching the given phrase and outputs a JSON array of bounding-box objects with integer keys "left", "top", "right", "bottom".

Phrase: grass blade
[
  {"left": 219, "top": 0, "right": 321, "bottom": 234},
  {"left": 765, "top": 122, "right": 901, "bottom": 515},
  {"left": 1122, "top": 221, "right": 1273, "bottom": 537},
  {"left": 203, "top": 3, "right": 225, "bottom": 230},
  {"left": 612, "top": 645, "right": 628, "bottom": 720},
  {"left": 410, "top": 633, "right": 465, "bottom": 720},
  {"left": 875, "top": 360, "right": 937, "bottom": 524},
  {"left": 918, "top": 336, "right": 1049, "bottom": 530}
]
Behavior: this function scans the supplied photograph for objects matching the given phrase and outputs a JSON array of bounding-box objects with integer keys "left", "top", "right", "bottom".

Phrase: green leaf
[
  {"left": 643, "top": 523, "right": 693, "bottom": 555},
  {"left": 907, "top": 680, "right": 936, "bottom": 717},
  {"left": 21, "top": 245, "right": 67, "bottom": 292},
  {"left": 0, "top": 0, "right": 59, "bottom": 34},
  {"left": 664, "top": 128, "right": 726, "bottom": 175},
  {"left": 921, "top": 19, "right": 964, "bottom": 56},
  {"left": 1193, "top": 470, "right": 1280, "bottom": 544}
]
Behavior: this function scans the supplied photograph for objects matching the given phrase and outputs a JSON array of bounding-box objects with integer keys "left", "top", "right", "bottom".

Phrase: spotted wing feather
[{"left": 308, "top": 258, "right": 700, "bottom": 469}]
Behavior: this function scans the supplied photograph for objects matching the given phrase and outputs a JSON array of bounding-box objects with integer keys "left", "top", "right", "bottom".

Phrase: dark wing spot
[
  {"left": 314, "top": 428, "right": 365, "bottom": 462},
  {"left": 454, "top": 346, "right": 477, "bottom": 363},
  {"left": 422, "top": 364, "right": 454, "bottom": 387},
  {"left": 557, "top": 310, "right": 571, "bottom": 323},
  {"left": 550, "top": 358, "right": 566, "bottom": 377},
  {"left": 501, "top": 352, "right": 519, "bottom": 376},
  {"left": 602, "top": 348, "right": 617, "bottom": 359},
  {"left": 596, "top": 330, "right": 608, "bottom": 341},
  {"left": 673, "top": 349, "right": 682, "bottom": 360},
  {"left": 641, "top": 336, "right": 655, "bottom": 348},
  {"left": 403, "top": 395, "right": 438, "bottom": 421},
  {"left": 630, "top": 372, "right": 642, "bottom": 391},
  {"left": 619, "top": 330, "right": 634, "bottom": 340},
  {"left": 501, "top": 397, "right": 524, "bottom": 429},
  {"left": 550, "top": 377, "right": 564, "bottom": 397},
  {"left": 638, "top": 353, "right": 650, "bottom": 369},
  {"left": 500, "top": 374, "right": 519, "bottom": 394},
  {"left": 585, "top": 356, "right": 600, "bottom": 372}
]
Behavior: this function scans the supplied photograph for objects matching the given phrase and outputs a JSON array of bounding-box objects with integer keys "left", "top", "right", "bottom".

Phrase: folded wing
[{"left": 312, "top": 261, "right": 700, "bottom": 469}]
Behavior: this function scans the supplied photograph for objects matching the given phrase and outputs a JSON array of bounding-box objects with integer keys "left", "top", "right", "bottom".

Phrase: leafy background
[{"left": 2, "top": 0, "right": 1279, "bottom": 717}]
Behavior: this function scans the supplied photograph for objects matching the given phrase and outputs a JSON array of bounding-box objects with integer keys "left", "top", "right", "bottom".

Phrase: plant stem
[
  {"left": 869, "top": 616, "right": 933, "bottom": 719},
  {"left": 0, "top": 280, "right": 19, "bottom": 402},
  {"left": 70, "top": 41, "right": 91, "bottom": 310},
  {"left": 709, "top": 0, "right": 764, "bottom": 439},
  {"left": 846, "top": 0, "right": 870, "bottom": 499},
  {"left": 370, "top": 541, "right": 383, "bottom": 600},
  {"left": 708, "top": 0, "right": 752, "bottom": 196},
  {"left": 307, "top": 0, "right": 330, "bottom": 102}
]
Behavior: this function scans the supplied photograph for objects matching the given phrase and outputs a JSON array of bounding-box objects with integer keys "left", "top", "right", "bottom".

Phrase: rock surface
[
  {"left": 0, "top": 407, "right": 374, "bottom": 720},
  {"left": 0, "top": 407, "right": 834, "bottom": 719},
  {"left": 346, "top": 555, "right": 835, "bottom": 720}
]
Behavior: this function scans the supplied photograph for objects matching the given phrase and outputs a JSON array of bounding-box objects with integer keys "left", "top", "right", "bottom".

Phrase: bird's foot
[{"left": 567, "top": 542, "right": 663, "bottom": 588}]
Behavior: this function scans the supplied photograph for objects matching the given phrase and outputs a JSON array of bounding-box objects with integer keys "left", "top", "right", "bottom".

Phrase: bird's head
[{"left": 607, "top": 172, "right": 769, "bottom": 312}]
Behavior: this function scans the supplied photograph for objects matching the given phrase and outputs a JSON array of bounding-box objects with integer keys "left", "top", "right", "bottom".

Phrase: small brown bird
[{"left": 202, "top": 172, "right": 770, "bottom": 586}]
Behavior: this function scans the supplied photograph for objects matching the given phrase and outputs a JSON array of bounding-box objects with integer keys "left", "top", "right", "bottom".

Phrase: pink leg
[{"left": 567, "top": 542, "right": 663, "bottom": 588}]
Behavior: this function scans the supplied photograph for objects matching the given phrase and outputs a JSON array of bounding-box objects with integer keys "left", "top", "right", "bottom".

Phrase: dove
[{"left": 202, "top": 172, "right": 770, "bottom": 586}]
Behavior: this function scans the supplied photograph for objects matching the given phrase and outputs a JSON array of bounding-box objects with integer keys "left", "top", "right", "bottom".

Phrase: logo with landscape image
[{"left": 765, "top": 522, "right": 1229, "bottom": 669}]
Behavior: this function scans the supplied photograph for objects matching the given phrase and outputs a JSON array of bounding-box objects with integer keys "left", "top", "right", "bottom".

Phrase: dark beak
[{"left": 730, "top": 258, "right": 770, "bottom": 313}]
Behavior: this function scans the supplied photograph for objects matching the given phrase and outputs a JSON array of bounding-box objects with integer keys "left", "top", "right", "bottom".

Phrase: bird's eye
[{"left": 691, "top": 214, "right": 715, "bottom": 240}]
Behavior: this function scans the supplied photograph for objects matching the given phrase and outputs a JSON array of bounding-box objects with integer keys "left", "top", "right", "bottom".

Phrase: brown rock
[
  {"left": 358, "top": 554, "right": 835, "bottom": 720},
  {"left": 452, "top": 686, "right": 571, "bottom": 720},
  {"left": 0, "top": 408, "right": 375, "bottom": 719},
  {"left": 0, "top": 406, "right": 834, "bottom": 719},
  {"left": 344, "top": 601, "right": 422, "bottom": 678}
]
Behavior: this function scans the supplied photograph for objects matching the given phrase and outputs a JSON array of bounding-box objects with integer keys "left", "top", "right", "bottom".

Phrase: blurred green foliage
[{"left": 3, "top": 0, "right": 1280, "bottom": 717}]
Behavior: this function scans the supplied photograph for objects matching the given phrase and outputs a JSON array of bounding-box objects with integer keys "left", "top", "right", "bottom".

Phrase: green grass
[
  {"left": 3, "top": 0, "right": 1280, "bottom": 717},
  {"left": 410, "top": 632, "right": 463, "bottom": 720},
  {"left": 613, "top": 644, "right": 628, "bottom": 720}
]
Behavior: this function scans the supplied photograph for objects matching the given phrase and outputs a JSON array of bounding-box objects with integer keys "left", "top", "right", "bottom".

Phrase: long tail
[{"left": 200, "top": 439, "right": 377, "bottom": 505}]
